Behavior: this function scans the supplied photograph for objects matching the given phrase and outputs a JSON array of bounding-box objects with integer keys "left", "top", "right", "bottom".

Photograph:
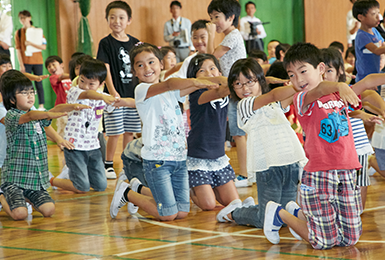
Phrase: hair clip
[
  {"left": 195, "top": 58, "right": 199, "bottom": 66},
  {"left": 135, "top": 42, "right": 144, "bottom": 47}
]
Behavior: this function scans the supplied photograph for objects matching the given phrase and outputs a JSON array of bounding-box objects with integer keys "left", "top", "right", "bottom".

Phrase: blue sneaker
[{"left": 264, "top": 201, "right": 283, "bottom": 244}]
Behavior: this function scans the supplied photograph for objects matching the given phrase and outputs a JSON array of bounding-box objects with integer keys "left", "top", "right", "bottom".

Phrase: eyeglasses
[
  {"left": 233, "top": 79, "right": 257, "bottom": 89},
  {"left": 16, "top": 90, "right": 36, "bottom": 97}
]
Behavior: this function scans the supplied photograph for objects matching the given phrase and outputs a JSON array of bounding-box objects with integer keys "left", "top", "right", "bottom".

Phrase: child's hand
[
  {"left": 35, "top": 74, "right": 49, "bottom": 82},
  {"left": 103, "top": 94, "right": 119, "bottom": 105},
  {"left": 47, "top": 111, "right": 67, "bottom": 119},
  {"left": 206, "top": 23, "right": 217, "bottom": 35},
  {"left": 338, "top": 84, "right": 360, "bottom": 107},
  {"left": 113, "top": 98, "right": 135, "bottom": 108},
  {"left": 56, "top": 137, "right": 75, "bottom": 150},
  {"left": 266, "top": 76, "right": 290, "bottom": 85},
  {"left": 361, "top": 113, "right": 384, "bottom": 125},
  {"left": 73, "top": 104, "right": 91, "bottom": 110},
  {"left": 193, "top": 78, "right": 219, "bottom": 89}
]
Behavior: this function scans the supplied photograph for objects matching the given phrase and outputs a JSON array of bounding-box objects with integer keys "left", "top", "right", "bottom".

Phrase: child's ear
[
  {"left": 228, "top": 14, "right": 235, "bottom": 23},
  {"left": 317, "top": 62, "right": 326, "bottom": 75}
]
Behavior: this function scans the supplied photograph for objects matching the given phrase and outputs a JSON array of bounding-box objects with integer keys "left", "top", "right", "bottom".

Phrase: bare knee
[
  {"left": 11, "top": 207, "right": 28, "bottom": 221},
  {"left": 158, "top": 214, "right": 178, "bottom": 221},
  {"left": 199, "top": 201, "right": 216, "bottom": 211},
  {"left": 38, "top": 203, "right": 55, "bottom": 217},
  {"left": 176, "top": 211, "right": 188, "bottom": 219}
]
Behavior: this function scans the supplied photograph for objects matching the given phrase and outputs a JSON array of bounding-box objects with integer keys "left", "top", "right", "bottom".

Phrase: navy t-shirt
[
  {"left": 187, "top": 89, "right": 229, "bottom": 159},
  {"left": 97, "top": 34, "right": 139, "bottom": 98}
]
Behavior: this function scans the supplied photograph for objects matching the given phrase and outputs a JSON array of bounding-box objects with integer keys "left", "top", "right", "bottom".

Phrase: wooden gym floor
[{"left": 0, "top": 136, "right": 385, "bottom": 259}]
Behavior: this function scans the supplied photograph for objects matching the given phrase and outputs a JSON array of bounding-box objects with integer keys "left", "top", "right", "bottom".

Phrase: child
[
  {"left": 248, "top": 49, "right": 270, "bottom": 75},
  {"left": 267, "top": 40, "right": 280, "bottom": 64},
  {"left": 215, "top": 58, "right": 306, "bottom": 235},
  {"left": 186, "top": 53, "right": 250, "bottom": 210},
  {"left": 160, "top": 46, "right": 177, "bottom": 81},
  {"left": 97, "top": 0, "right": 141, "bottom": 179},
  {"left": 275, "top": 43, "right": 291, "bottom": 62},
  {"left": 353, "top": 0, "right": 384, "bottom": 83},
  {"left": 0, "top": 70, "right": 88, "bottom": 220},
  {"left": 69, "top": 53, "right": 93, "bottom": 83},
  {"left": 110, "top": 43, "right": 218, "bottom": 221},
  {"left": 50, "top": 59, "right": 135, "bottom": 194},
  {"left": 345, "top": 46, "right": 356, "bottom": 75},
  {"left": 263, "top": 42, "right": 381, "bottom": 249},
  {"left": 322, "top": 47, "right": 384, "bottom": 209},
  {"left": 45, "top": 55, "right": 72, "bottom": 137},
  {"left": 207, "top": 0, "right": 249, "bottom": 187}
]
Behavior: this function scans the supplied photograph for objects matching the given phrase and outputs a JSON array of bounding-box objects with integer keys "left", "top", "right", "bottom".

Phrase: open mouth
[
  {"left": 300, "top": 83, "right": 308, "bottom": 89},
  {"left": 144, "top": 71, "right": 154, "bottom": 77}
]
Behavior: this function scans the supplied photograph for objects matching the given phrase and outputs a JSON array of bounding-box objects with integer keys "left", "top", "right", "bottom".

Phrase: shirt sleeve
[
  {"left": 5, "top": 109, "right": 22, "bottom": 133},
  {"left": 220, "top": 31, "right": 237, "bottom": 49},
  {"left": 96, "top": 38, "right": 111, "bottom": 65},
  {"left": 66, "top": 87, "right": 84, "bottom": 104},
  {"left": 237, "top": 96, "right": 256, "bottom": 125},
  {"left": 293, "top": 91, "right": 314, "bottom": 116}
]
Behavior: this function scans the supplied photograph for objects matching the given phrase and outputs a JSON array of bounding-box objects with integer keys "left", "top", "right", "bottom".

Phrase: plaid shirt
[{"left": 1, "top": 108, "right": 51, "bottom": 190}]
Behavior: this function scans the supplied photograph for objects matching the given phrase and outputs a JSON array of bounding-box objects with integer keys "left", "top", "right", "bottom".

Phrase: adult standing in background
[
  {"left": 239, "top": 1, "right": 266, "bottom": 53},
  {"left": 347, "top": 0, "right": 359, "bottom": 47},
  {"left": 164, "top": 1, "right": 194, "bottom": 62},
  {"left": 0, "top": 5, "right": 12, "bottom": 56}
]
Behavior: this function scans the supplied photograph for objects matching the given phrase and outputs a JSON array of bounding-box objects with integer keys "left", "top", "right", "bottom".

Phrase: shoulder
[{"left": 127, "top": 34, "right": 139, "bottom": 44}]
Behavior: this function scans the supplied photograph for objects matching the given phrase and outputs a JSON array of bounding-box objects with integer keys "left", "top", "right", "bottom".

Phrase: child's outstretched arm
[
  {"left": 77, "top": 90, "right": 118, "bottom": 105},
  {"left": 19, "top": 111, "right": 67, "bottom": 125},
  {"left": 206, "top": 23, "right": 230, "bottom": 59},
  {"left": 23, "top": 73, "right": 49, "bottom": 82},
  {"left": 196, "top": 76, "right": 229, "bottom": 104},
  {"left": 349, "top": 109, "right": 384, "bottom": 125},
  {"left": 145, "top": 78, "right": 218, "bottom": 100},
  {"left": 113, "top": 97, "right": 136, "bottom": 108},
  {"left": 351, "top": 73, "right": 385, "bottom": 94},
  {"left": 364, "top": 41, "right": 385, "bottom": 56},
  {"left": 49, "top": 103, "right": 91, "bottom": 113},
  {"left": 252, "top": 85, "right": 296, "bottom": 111}
]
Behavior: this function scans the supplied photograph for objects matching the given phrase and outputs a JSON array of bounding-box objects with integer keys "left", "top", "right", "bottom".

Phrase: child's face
[
  {"left": 14, "top": 88, "right": 35, "bottom": 111},
  {"left": 209, "top": 11, "right": 234, "bottom": 34},
  {"left": 78, "top": 75, "right": 103, "bottom": 91},
  {"left": 346, "top": 52, "right": 355, "bottom": 66},
  {"left": 323, "top": 65, "right": 340, "bottom": 82},
  {"left": 133, "top": 51, "right": 162, "bottom": 84},
  {"left": 195, "top": 59, "right": 221, "bottom": 78},
  {"left": 233, "top": 72, "right": 262, "bottom": 99},
  {"left": 0, "top": 62, "right": 12, "bottom": 76},
  {"left": 47, "top": 61, "right": 64, "bottom": 76},
  {"left": 286, "top": 62, "right": 325, "bottom": 92},
  {"left": 75, "top": 64, "right": 81, "bottom": 77},
  {"left": 360, "top": 7, "right": 380, "bottom": 28},
  {"left": 267, "top": 41, "right": 279, "bottom": 58},
  {"left": 246, "top": 4, "right": 256, "bottom": 17},
  {"left": 162, "top": 51, "right": 176, "bottom": 70},
  {"left": 253, "top": 58, "right": 265, "bottom": 66},
  {"left": 192, "top": 28, "right": 208, "bottom": 53},
  {"left": 107, "top": 8, "right": 131, "bottom": 34}
]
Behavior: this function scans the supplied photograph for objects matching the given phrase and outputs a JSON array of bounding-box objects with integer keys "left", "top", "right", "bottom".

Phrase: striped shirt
[{"left": 350, "top": 117, "right": 373, "bottom": 155}]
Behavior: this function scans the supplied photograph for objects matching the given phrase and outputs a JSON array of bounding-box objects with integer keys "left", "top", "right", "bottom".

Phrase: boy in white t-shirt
[{"left": 50, "top": 59, "right": 135, "bottom": 193}]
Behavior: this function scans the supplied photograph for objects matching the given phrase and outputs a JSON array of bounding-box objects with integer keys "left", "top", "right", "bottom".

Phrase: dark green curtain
[{"left": 77, "top": 0, "right": 93, "bottom": 56}]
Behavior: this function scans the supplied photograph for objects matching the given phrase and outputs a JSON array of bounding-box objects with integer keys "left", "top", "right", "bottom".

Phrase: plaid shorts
[{"left": 300, "top": 169, "right": 362, "bottom": 250}]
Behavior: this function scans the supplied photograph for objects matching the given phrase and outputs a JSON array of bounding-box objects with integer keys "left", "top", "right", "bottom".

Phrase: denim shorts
[
  {"left": 64, "top": 148, "right": 107, "bottom": 192},
  {"left": 375, "top": 148, "right": 385, "bottom": 171},
  {"left": 143, "top": 159, "right": 190, "bottom": 216},
  {"left": 121, "top": 153, "right": 147, "bottom": 186},
  {"left": 1, "top": 182, "right": 54, "bottom": 211},
  {"left": 228, "top": 98, "right": 246, "bottom": 136}
]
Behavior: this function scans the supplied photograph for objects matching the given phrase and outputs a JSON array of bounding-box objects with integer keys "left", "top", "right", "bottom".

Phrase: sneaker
[
  {"left": 242, "top": 196, "right": 255, "bottom": 208},
  {"left": 285, "top": 201, "right": 303, "bottom": 241},
  {"left": 118, "top": 170, "right": 128, "bottom": 182},
  {"left": 264, "top": 201, "right": 283, "bottom": 245},
  {"left": 26, "top": 202, "right": 33, "bottom": 215},
  {"left": 57, "top": 165, "right": 69, "bottom": 179},
  {"left": 216, "top": 199, "right": 242, "bottom": 222},
  {"left": 105, "top": 167, "right": 117, "bottom": 179},
  {"left": 127, "top": 202, "right": 139, "bottom": 215},
  {"left": 234, "top": 178, "right": 252, "bottom": 188},
  {"left": 130, "top": 177, "right": 142, "bottom": 193},
  {"left": 368, "top": 167, "right": 376, "bottom": 176},
  {"left": 110, "top": 180, "right": 129, "bottom": 218},
  {"left": 48, "top": 172, "right": 58, "bottom": 190}
]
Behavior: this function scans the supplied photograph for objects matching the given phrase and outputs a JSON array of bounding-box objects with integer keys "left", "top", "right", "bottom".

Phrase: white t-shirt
[
  {"left": 64, "top": 87, "right": 112, "bottom": 151},
  {"left": 239, "top": 16, "right": 267, "bottom": 41},
  {"left": 237, "top": 97, "right": 307, "bottom": 181},
  {"left": 219, "top": 29, "right": 247, "bottom": 77},
  {"left": 346, "top": 10, "right": 358, "bottom": 45},
  {"left": 175, "top": 52, "right": 197, "bottom": 79},
  {"left": 372, "top": 121, "right": 385, "bottom": 149},
  {"left": 135, "top": 82, "right": 187, "bottom": 161}
]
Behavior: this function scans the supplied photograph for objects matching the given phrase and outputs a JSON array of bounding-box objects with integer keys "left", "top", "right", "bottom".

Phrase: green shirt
[{"left": 2, "top": 108, "right": 51, "bottom": 190}]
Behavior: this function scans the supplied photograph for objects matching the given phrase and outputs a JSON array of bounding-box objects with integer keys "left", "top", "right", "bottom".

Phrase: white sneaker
[
  {"left": 130, "top": 177, "right": 142, "bottom": 193},
  {"left": 57, "top": 165, "right": 70, "bottom": 179},
  {"left": 264, "top": 201, "right": 283, "bottom": 245},
  {"left": 118, "top": 170, "right": 128, "bottom": 182},
  {"left": 285, "top": 201, "right": 303, "bottom": 240},
  {"left": 105, "top": 167, "right": 117, "bottom": 179},
  {"left": 242, "top": 196, "right": 255, "bottom": 208},
  {"left": 127, "top": 202, "right": 139, "bottom": 215},
  {"left": 216, "top": 199, "right": 242, "bottom": 222},
  {"left": 26, "top": 202, "right": 33, "bottom": 215},
  {"left": 234, "top": 178, "right": 253, "bottom": 188},
  {"left": 110, "top": 180, "right": 129, "bottom": 218},
  {"left": 368, "top": 167, "right": 376, "bottom": 176}
]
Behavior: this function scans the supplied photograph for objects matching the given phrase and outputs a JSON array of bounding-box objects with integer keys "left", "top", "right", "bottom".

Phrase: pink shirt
[{"left": 293, "top": 91, "right": 361, "bottom": 172}]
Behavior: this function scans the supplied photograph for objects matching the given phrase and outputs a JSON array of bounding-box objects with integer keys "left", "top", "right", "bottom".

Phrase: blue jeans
[
  {"left": 232, "top": 163, "right": 299, "bottom": 228},
  {"left": 64, "top": 148, "right": 107, "bottom": 192},
  {"left": 121, "top": 153, "right": 147, "bottom": 186},
  {"left": 228, "top": 98, "right": 246, "bottom": 136},
  {"left": 143, "top": 159, "right": 190, "bottom": 216}
]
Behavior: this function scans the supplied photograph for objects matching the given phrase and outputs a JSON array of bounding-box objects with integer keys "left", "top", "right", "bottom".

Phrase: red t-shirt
[
  {"left": 293, "top": 91, "right": 361, "bottom": 172},
  {"left": 49, "top": 75, "right": 71, "bottom": 105}
]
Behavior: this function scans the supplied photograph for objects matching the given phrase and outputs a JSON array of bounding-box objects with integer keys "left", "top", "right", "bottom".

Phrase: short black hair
[
  {"left": 129, "top": 43, "right": 163, "bottom": 73},
  {"left": 245, "top": 1, "right": 256, "bottom": 9},
  {"left": 69, "top": 54, "right": 93, "bottom": 81},
  {"left": 329, "top": 41, "right": 344, "bottom": 53},
  {"left": 160, "top": 46, "right": 176, "bottom": 60},
  {"left": 266, "top": 61, "right": 289, "bottom": 90},
  {"left": 248, "top": 50, "right": 267, "bottom": 62},
  {"left": 0, "top": 53, "right": 11, "bottom": 66},
  {"left": 191, "top": 19, "right": 210, "bottom": 32},
  {"left": 45, "top": 55, "right": 63, "bottom": 69},
  {"left": 0, "top": 70, "right": 33, "bottom": 110},
  {"left": 275, "top": 43, "right": 291, "bottom": 61},
  {"left": 208, "top": 0, "right": 241, "bottom": 27},
  {"left": 70, "top": 52, "right": 85, "bottom": 59},
  {"left": 283, "top": 42, "right": 322, "bottom": 70},
  {"left": 345, "top": 46, "right": 356, "bottom": 60},
  {"left": 170, "top": 1, "right": 182, "bottom": 8},
  {"left": 105, "top": 0, "right": 132, "bottom": 20},
  {"left": 79, "top": 59, "right": 107, "bottom": 83},
  {"left": 228, "top": 58, "right": 269, "bottom": 101},
  {"left": 353, "top": 0, "right": 379, "bottom": 21},
  {"left": 187, "top": 53, "right": 221, "bottom": 78},
  {"left": 321, "top": 47, "right": 346, "bottom": 83}
]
